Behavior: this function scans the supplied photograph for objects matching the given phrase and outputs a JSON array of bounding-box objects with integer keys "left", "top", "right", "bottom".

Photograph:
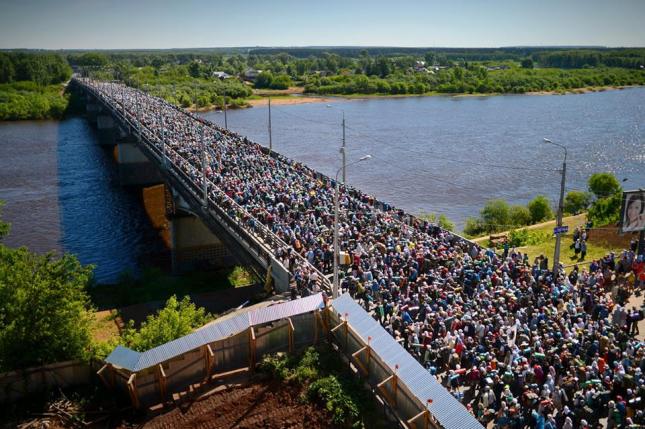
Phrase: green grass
[
  {"left": 472, "top": 213, "right": 621, "bottom": 271},
  {"left": 519, "top": 236, "right": 615, "bottom": 271}
]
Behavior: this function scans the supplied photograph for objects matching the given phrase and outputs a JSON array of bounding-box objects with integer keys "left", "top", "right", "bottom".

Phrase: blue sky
[{"left": 1, "top": 0, "right": 644, "bottom": 49}]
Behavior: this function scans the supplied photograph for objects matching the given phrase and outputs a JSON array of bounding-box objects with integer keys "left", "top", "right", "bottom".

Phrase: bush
[
  {"left": 307, "top": 376, "right": 360, "bottom": 425},
  {"left": 527, "top": 195, "right": 554, "bottom": 223},
  {"left": 480, "top": 199, "right": 511, "bottom": 233},
  {"left": 120, "top": 295, "right": 211, "bottom": 352},
  {"left": 463, "top": 216, "right": 486, "bottom": 237},
  {"left": 507, "top": 228, "right": 551, "bottom": 247},
  {"left": 509, "top": 205, "right": 532, "bottom": 227},
  {"left": 564, "top": 190, "right": 592, "bottom": 214}
]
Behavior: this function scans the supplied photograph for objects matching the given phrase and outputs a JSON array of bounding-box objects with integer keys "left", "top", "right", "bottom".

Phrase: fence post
[
  {"left": 157, "top": 364, "right": 167, "bottom": 403},
  {"left": 287, "top": 318, "right": 295, "bottom": 353},
  {"left": 127, "top": 373, "right": 140, "bottom": 409},
  {"left": 248, "top": 327, "right": 256, "bottom": 372},
  {"left": 203, "top": 344, "right": 215, "bottom": 382}
]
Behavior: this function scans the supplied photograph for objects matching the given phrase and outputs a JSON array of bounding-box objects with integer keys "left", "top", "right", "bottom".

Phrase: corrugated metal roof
[
  {"left": 106, "top": 345, "right": 141, "bottom": 370},
  {"left": 249, "top": 293, "right": 325, "bottom": 326},
  {"left": 331, "top": 293, "right": 484, "bottom": 429},
  {"left": 105, "top": 294, "right": 324, "bottom": 372}
]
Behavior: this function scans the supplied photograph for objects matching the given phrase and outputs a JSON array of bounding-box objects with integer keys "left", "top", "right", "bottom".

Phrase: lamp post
[
  {"left": 333, "top": 154, "right": 372, "bottom": 298},
  {"left": 544, "top": 138, "right": 567, "bottom": 277}
]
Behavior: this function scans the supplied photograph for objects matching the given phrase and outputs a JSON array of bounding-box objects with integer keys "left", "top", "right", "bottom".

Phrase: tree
[
  {"left": 587, "top": 191, "right": 622, "bottom": 226},
  {"left": 188, "top": 60, "right": 202, "bottom": 78},
  {"left": 527, "top": 195, "right": 554, "bottom": 223},
  {"left": 480, "top": 199, "right": 511, "bottom": 233},
  {"left": 521, "top": 58, "right": 534, "bottom": 69},
  {"left": 270, "top": 73, "right": 293, "bottom": 89},
  {"left": 254, "top": 71, "right": 274, "bottom": 89},
  {"left": 121, "top": 295, "right": 211, "bottom": 352},
  {"left": 588, "top": 172, "right": 621, "bottom": 199},
  {"left": 74, "top": 52, "right": 109, "bottom": 68},
  {"left": 563, "top": 190, "right": 592, "bottom": 214},
  {"left": 0, "top": 240, "right": 94, "bottom": 371}
]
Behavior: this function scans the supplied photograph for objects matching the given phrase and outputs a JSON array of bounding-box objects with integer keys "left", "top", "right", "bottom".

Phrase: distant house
[
  {"left": 212, "top": 71, "right": 232, "bottom": 80},
  {"left": 486, "top": 65, "right": 511, "bottom": 71},
  {"left": 413, "top": 61, "right": 426, "bottom": 72},
  {"left": 243, "top": 68, "right": 262, "bottom": 81}
]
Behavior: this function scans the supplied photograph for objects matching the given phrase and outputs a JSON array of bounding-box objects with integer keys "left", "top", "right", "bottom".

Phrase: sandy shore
[
  {"left": 186, "top": 84, "right": 642, "bottom": 113},
  {"left": 248, "top": 95, "right": 337, "bottom": 107}
]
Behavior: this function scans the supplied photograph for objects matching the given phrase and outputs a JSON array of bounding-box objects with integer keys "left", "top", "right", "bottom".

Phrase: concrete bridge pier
[
  {"left": 86, "top": 101, "right": 101, "bottom": 124},
  {"left": 169, "top": 212, "right": 234, "bottom": 273},
  {"left": 96, "top": 113, "right": 117, "bottom": 146},
  {"left": 116, "top": 137, "right": 163, "bottom": 186}
]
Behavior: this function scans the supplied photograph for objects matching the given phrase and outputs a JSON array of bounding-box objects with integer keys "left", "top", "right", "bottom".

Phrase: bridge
[
  {"left": 73, "top": 76, "right": 474, "bottom": 294},
  {"left": 73, "top": 77, "right": 484, "bottom": 428}
]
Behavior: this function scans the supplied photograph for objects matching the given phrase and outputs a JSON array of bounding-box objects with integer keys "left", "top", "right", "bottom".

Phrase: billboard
[{"left": 621, "top": 190, "right": 645, "bottom": 232}]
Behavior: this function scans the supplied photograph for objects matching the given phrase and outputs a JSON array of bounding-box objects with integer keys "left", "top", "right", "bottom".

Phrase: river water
[
  {"left": 0, "top": 89, "right": 643, "bottom": 282},
  {"left": 204, "top": 88, "right": 645, "bottom": 226},
  {"left": 0, "top": 118, "right": 164, "bottom": 283}
]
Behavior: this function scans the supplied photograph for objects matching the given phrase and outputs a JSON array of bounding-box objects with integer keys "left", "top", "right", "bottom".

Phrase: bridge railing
[{"left": 75, "top": 78, "right": 332, "bottom": 294}]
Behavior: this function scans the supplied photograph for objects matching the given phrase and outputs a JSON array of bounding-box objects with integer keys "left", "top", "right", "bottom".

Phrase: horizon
[{"left": 3, "top": 44, "right": 645, "bottom": 52}]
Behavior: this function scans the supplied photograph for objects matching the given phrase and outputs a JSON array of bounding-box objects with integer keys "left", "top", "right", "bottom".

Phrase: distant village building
[
  {"left": 243, "top": 68, "right": 262, "bottom": 81},
  {"left": 212, "top": 71, "right": 232, "bottom": 80},
  {"left": 486, "top": 65, "right": 511, "bottom": 71}
]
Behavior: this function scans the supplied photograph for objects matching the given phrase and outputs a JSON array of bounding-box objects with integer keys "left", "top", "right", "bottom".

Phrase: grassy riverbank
[{"left": 472, "top": 214, "right": 621, "bottom": 270}]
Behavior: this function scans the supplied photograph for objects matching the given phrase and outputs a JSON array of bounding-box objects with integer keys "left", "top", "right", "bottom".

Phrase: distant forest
[{"left": 1, "top": 47, "right": 644, "bottom": 120}]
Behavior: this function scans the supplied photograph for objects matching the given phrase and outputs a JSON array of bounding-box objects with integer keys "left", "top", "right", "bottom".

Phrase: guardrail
[{"left": 75, "top": 78, "right": 332, "bottom": 294}]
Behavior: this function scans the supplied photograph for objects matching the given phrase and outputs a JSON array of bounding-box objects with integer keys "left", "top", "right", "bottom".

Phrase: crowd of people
[{"left": 82, "top": 78, "right": 645, "bottom": 428}]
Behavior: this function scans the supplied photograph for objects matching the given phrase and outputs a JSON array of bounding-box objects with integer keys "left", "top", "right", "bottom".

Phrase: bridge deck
[{"left": 75, "top": 77, "right": 472, "bottom": 297}]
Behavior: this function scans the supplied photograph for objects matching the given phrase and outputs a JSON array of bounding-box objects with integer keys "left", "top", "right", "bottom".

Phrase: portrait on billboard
[{"left": 622, "top": 190, "right": 645, "bottom": 232}]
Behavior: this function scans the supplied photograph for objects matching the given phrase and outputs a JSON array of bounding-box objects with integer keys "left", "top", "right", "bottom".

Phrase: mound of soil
[{"left": 137, "top": 380, "right": 334, "bottom": 429}]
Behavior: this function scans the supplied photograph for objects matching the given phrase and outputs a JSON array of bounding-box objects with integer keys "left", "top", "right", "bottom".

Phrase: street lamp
[
  {"left": 333, "top": 154, "right": 372, "bottom": 299},
  {"left": 544, "top": 138, "right": 567, "bottom": 277}
]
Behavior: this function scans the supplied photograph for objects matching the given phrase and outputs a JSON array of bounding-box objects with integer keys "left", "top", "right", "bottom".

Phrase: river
[
  {"left": 0, "top": 89, "right": 643, "bottom": 283},
  {"left": 0, "top": 118, "right": 165, "bottom": 283}
]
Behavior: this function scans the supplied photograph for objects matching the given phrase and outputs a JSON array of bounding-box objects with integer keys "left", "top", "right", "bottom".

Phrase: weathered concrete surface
[
  {"left": 170, "top": 214, "right": 234, "bottom": 272},
  {"left": 115, "top": 141, "right": 163, "bottom": 186}
]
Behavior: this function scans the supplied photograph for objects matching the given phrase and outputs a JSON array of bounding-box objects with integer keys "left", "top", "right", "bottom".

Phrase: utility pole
[
  {"left": 544, "top": 138, "right": 567, "bottom": 277},
  {"left": 268, "top": 97, "right": 272, "bottom": 152},
  {"left": 342, "top": 112, "right": 346, "bottom": 183},
  {"left": 223, "top": 88, "right": 228, "bottom": 129}
]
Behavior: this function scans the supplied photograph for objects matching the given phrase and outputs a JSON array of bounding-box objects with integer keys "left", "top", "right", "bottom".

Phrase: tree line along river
[{"left": 0, "top": 88, "right": 643, "bottom": 283}]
